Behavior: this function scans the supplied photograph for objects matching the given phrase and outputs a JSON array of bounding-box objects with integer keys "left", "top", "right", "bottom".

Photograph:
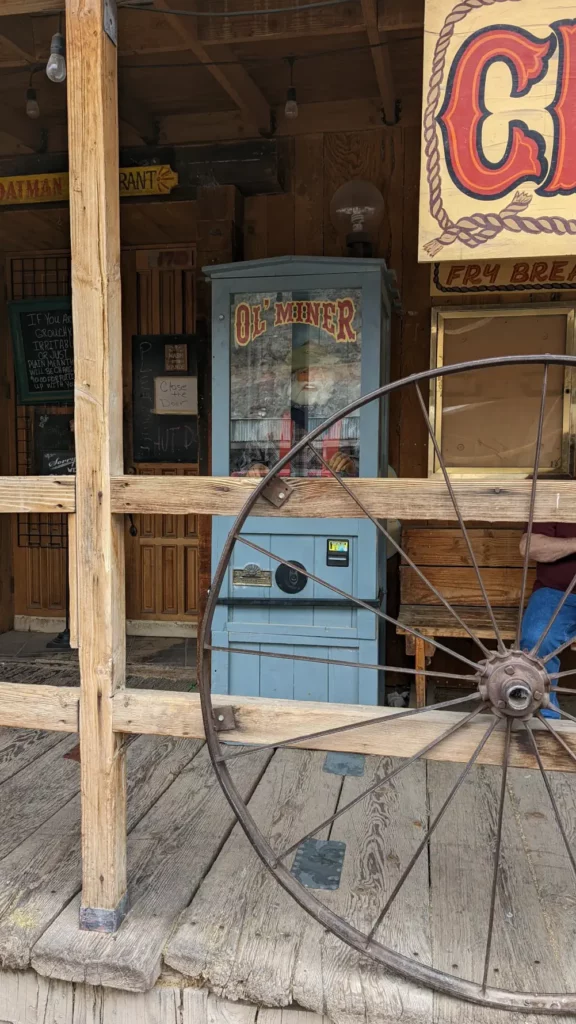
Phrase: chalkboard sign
[
  {"left": 41, "top": 451, "right": 76, "bottom": 475},
  {"left": 34, "top": 411, "right": 75, "bottom": 475},
  {"left": 9, "top": 297, "right": 73, "bottom": 404},
  {"left": 132, "top": 335, "right": 198, "bottom": 463}
]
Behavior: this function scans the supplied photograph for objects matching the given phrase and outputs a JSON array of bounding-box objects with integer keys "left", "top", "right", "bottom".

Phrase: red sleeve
[{"left": 530, "top": 522, "right": 557, "bottom": 537}]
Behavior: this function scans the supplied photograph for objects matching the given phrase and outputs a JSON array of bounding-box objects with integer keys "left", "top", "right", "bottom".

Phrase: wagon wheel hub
[{"left": 477, "top": 650, "right": 550, "bottom": 719}]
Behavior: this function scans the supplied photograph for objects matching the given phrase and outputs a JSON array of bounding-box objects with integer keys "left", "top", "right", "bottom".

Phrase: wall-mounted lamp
[{"left": 330, "top": 180, "right": 385, "bottom": 258}]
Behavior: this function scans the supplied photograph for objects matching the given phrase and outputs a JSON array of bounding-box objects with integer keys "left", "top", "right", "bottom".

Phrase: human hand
[
  {"left": 245, "top": 463, "right": 269, "bottom": 478},
  {"left": 328, "top": 451, "right": 356, "bottom": 475}
]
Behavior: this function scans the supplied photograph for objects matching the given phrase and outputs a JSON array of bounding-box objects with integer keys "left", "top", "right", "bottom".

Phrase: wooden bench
[{"left": 396, "top": 527, "right": 533, "bottom": 707}]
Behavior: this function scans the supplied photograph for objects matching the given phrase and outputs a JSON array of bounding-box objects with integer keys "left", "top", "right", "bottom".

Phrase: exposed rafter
[
  {"left": 153, "top": 0, "right": 271, "bottom": 135},
  {"left": 360, "top": 0, "right": 396, "bottom": 125},
  {"left": 0, "top": 16, "right": 35, "bottom": 61},
  {"left": 119, "top": 94, "right": 159, "bottom": 144},
  {"left": 0, "top": 105, "right": 43, "bottom": 151}
]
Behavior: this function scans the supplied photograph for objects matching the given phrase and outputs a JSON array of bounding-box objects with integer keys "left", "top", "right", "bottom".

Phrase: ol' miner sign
[{"left": 420, "top": 1, "right": 576, "bottom": 262}]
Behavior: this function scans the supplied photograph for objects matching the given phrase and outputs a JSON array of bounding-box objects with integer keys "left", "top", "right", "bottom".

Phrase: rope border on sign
[{"left": 423, "top": 0, "right": 576, "bottom": 256}]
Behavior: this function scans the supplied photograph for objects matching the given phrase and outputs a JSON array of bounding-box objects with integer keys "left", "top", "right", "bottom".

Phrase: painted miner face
[{"left": 290, "top": 364, "right": 337, "bottom": 409}]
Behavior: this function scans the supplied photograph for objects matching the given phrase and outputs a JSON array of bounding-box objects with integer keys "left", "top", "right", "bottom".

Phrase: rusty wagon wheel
[{"left": 199, "top": 354, "right": 576, "bottom": 1014}]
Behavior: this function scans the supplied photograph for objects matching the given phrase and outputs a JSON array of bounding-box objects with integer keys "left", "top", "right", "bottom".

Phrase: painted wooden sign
[
  {"left": 233, "top": 295, "right": 359, "bottom": 346},
  {"left": 420, "top": 1, "right": 576, "bottom": 262},
  {"left": 0, "top": 165, "right": 178, "bottom": 206},
  {"left": 431, "top": 257, "right": 576, "bottom": 294}
]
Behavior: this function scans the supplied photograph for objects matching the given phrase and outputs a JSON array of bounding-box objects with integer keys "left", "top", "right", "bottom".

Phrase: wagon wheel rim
[{"left": 199, "top": 354, "right": 576, "bottom": 1013}]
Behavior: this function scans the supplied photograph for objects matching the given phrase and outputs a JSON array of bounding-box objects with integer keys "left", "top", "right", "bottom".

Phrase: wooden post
[{"left": 66, "top": 0, "right": 127, "bottom": 930}]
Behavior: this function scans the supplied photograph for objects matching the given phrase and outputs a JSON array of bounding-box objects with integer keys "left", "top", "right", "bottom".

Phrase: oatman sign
[{"left": 419, "top": 1, "right": 576, "bottom": 261}]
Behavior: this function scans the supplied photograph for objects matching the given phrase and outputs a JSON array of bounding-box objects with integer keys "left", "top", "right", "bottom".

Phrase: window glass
[
  {"left": 230, "top": 288, "right": 362, "bottom": 477},
  {"left": 439, "top": 313, "right": 567, "bottom": 472}
]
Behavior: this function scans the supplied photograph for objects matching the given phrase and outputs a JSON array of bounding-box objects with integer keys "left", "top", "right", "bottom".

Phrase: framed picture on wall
[{"left": 428, "top": 305, "right": 576, "bottom": 477}]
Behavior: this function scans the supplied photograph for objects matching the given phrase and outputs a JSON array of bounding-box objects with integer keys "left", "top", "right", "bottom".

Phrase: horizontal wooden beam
[
  {"left": 111, "top": 689, "right": 576, "bottom": 773},
  {"left": 0, "top": 682, "right": 78, "bottom": 731},
  {"left": 0, "top": 0, "right": 61, "bottom": 13},
  {"left": 0, "top": 476, "right": 74, "bottom": 512},
  {"left": 110, "top": 475, "right": 576, "bottom": 523},
  {"left": 2, "top": 682, "right": 575, "bottom": 773}
]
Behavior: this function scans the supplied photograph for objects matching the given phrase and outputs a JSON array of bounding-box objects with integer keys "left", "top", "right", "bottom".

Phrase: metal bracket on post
[
  {"left": 261, "top": 477, "right": 294, "bottom": 509},
  {"left": 103, "top": 0, "right": 117, "bottom": 45},
  {"left": 212, "top": 705, "right": 236, "bottom": 732}
]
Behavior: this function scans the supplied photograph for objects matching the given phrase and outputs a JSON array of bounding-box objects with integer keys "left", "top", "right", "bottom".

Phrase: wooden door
[
  {"left": 8, "top": 254, "right": 72, "bottom": 629},
  {"left": 123, "top": 246, "right": 203, "bottom": 635}
]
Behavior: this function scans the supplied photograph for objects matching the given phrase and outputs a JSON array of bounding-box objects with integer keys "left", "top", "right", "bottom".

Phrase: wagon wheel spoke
[
  {"left": 536, "top": 712, "right": 576, "bottom": 769},
  {"left": 367, "top": 714, "right": 500, "bottom": 943},
  {"left": 236, "top": 535, "right": 480, "bottom": 671},
  {"left": 275, "top": 703, "right": 488, "bottom": 863},
  {"left": 216, "top": 691, "right": 482, "bottom": 764},
  {"left": 515, "top": 365, "right": 548, "bottom": 647},
  {"left": 523, "top": 723, "right": 576, "bottom": 883},
  {"left": 304, "top": 440, "right": 491, "bottom": 658},
  {"left": 208, "top": 644, "right": 478, "bottom": 684},
  {"left": 415, "top": 383, "right": 505, "bottom": 653},
  {"left": 482, "top": 716, "right": 513, "bottom": 991}
]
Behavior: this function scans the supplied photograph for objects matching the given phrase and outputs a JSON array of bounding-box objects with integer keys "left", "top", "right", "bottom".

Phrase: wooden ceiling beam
[
  {"left": 0, "top": 0, "right": 61, "bottom": 14},
  {"left": 0, "top": 104, "right": 44, "bottom": 151},
  {"left": 153, "top": 0, "right": 271, "bottom": 135},
  {"left": 360, "top": 0, "right": 396, "bottom": 124},
  {"left": 118, "top": 94, "right": 159, "bottom": 144},
  {"left": 0, "top": 16, "right": 36, "bottom": 61}
]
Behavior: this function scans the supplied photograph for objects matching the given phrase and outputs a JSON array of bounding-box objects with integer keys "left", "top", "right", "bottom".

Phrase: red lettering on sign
[
  {"left": 335, "top": 299, "right": 357, "bottom": 341},
  {"left": 274, "top": 301, "right": 292, "bottom": 326},
  {"left": 530, "top": 261, "right": 549, "bottom": 282},
  {"left": 438, "top": 27, "right": 553, "bottom": 199},
  {"left": 540, "top": 21, "right": 576, "bottom": 194},
  {"left": 251, "top": 304, "right": 266, "bottom": 341},
  {"left": 446, "top": 265, "right": 465, "bottom": 286},
  {"left": 484, "top": 264, "right": 500, "bottom": 284},
  {"left": 234, "top": 302, "right": 251, "bottom": 346}
]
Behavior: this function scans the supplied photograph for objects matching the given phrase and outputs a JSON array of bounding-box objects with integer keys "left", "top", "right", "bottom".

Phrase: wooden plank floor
[{"left": 1, "top": 723, "right": 576, "bottom": 1023}]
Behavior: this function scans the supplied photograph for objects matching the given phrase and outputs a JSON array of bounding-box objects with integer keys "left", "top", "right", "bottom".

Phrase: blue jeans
[{"left": 520, "top": 587, "right": 576, "bottom": 678}]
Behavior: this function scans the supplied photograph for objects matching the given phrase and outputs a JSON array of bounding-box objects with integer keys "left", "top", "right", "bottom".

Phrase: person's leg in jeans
[{"left": 520, "top": 587, "right": 576, "bottom": 718}]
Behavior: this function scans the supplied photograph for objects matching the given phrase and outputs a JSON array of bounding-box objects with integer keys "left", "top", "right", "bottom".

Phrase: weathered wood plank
[
  {"left": 0, "top": 477, "right": 74, "bottom": 513},
  {"left": 0, "top": 733, "right": 79, "bottom": 861},
  {"left": 72, "top": 981, "right": 181, "bottom": 1023},
  {"left": 110, "top": 475, "right": 576, "bottom": 522},
  {"left": 0, "top": 736, "right": 204, "bottom": 970},
  {"left": 164, "top": 749, "right": 342, "bottom": 1001},
  {"left": 292, "top": 756, "right": 433, "bottom": 1023},
  {"left": 66, "top": 0, "right": 127, "bottom": 925},
  {"left": 397, "top": 604, "right": 519, "bottom": 638},
  {"left": 183, "top": 981, "right": 259, "bottom": 1024},
  {"left": 0, "top": 727, "right": 67, "bottom": 784},
  {"left": 111, "top": 689, "right": 576, "bottom": 772},
  {"left": 0, "top": 683, "right": 78, "bottom": 732},
  {"left": 32, "top": 745, "right": 271, "bottom": 990},
  {"left": 402, "top": 528, "right": 526, "bottom": 567},
  {"left": 400, "top": 566, "right": 536, "bottom": 606},
  {"left": 429, "top": 761, "right": 576, "bottom": 1024}
]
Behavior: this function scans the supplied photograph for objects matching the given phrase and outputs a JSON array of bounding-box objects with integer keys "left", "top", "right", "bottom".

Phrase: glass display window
[
  {"left": 428, "top": 305, "right": 576, "bottom": 477},
  {"left": 230, "top": 288, "right": 362, "bottom": 477}
]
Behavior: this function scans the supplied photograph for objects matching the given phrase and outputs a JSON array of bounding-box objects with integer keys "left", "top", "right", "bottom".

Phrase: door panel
[{"left": 123, "top": 246, "right": 201, "bottom": 629}]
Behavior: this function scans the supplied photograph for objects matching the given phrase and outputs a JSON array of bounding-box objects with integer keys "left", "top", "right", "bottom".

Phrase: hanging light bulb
[
  {"left": 284, "top": 57, "right": 298, "bottom": 119},
  {"left": 46, "top": 32, "right": 66, "bottom": 83},
  {"left": 26, "top": 86, "right": 40, "bottom": 119},
  {"left": 330, "top": 180, "right": 385, "bottom": 257}
]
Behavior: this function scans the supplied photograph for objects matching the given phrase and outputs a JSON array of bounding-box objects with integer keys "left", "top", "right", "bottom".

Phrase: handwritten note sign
[
  {"left": 9, "top": 298, "right": 73, "bottom": 403},
  {"left": 154, "top": 376, "right": 197, "bottom": 415}
]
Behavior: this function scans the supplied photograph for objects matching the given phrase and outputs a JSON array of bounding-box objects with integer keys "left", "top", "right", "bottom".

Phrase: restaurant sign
[
  {"left": 0, "top": 164, "right": 178, "bottom": 206},
  {"left": 431, "top": 257, "right": 576, "bottom": 294},
  {"left": 420, "top": 1, "right": 576, "bottom": 262}
]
